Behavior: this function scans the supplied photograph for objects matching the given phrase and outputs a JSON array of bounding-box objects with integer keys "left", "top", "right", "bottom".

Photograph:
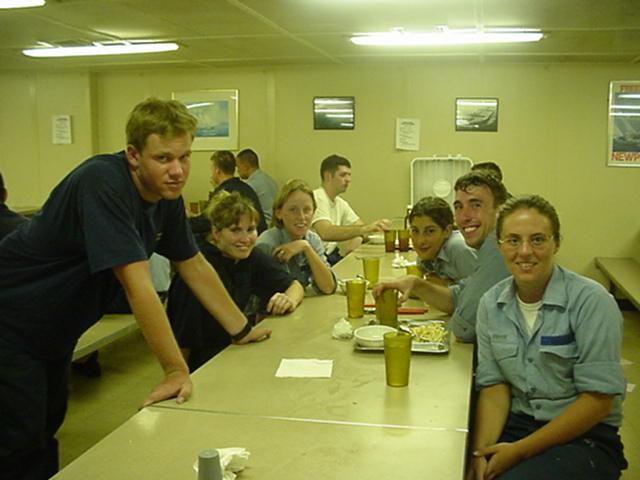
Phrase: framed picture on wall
[
  {"left": 313, "top": 96, "right": 355, "bottom": 130},
  {"left": 455, "top": 98, "right": 498, "bottom": 132},
  {"left": 607, "top": 81, "right": 640, "bottom": 167},
  {"left": 172, "top": 89, "right": 238, "bottom": 150}
]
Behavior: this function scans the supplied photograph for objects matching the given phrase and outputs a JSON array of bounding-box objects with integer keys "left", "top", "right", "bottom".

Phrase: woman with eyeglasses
[
  {"left": 467, "top": 195, "right": 627, "bottom": 480},
  {"left": 408, "top": 196, "right": 477, "bottom": 285},
  {"left": 168, "top": 191, "right": 304, "bottom": 371}
]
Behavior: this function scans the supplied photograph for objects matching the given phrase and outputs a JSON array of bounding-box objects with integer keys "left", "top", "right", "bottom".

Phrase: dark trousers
[
  {"left": 496, "top": 412, "right": 627, "bottom": 480},
  {"left": 0, "top": 335, "right": 70, "bottom": 480}
]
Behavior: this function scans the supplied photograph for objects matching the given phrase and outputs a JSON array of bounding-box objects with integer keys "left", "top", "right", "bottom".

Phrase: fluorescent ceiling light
[
  {"left": 351, "top": 28, "right": 543, "bottom": 46},
  {"left": 0, "top": 0, "right": 45, "bottom": 8},
  {"left": 23, "top": 42, "right": 179, "bottom": 58}
]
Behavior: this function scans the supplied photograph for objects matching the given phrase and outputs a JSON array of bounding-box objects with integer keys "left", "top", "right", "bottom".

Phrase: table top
[
  {"left": 56, "top": 244, "right": 473, "bottom": 480},
  {"left": 53, "top": 408, "right": 467, "bottom": 480}
]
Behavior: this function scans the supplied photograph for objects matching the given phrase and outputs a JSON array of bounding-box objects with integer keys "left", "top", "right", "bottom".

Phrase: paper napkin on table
[
  {"left": 275, "top": 359, "right": 333, "bottom": 378},
  {"left": 193, "top": 447, "right": 250, "bottom": 480},
  {"left": 332, "top": 317, "right": 354, "bottom": 339}
]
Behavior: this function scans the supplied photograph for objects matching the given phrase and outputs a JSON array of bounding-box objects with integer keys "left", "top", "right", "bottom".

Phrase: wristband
[{"left": 231, "top": 321, "right": 252, "bottom": 342}]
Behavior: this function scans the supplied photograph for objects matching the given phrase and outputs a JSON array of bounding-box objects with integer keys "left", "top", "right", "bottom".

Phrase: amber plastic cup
[
  {"left": 384, "top": 331, "right": 412, "bottom": 387},
  {"left": 189, "top": 201, "right": 200, "bottom": 215},
  {"left": 397, "top": 229, "right": 410, "bottom": 252},
  {"left": 383, "top": 229, "right": 397, "bottom": 252},
  {"left": 362, "top": 257, "right": 380, "bottom": 289},
  {"left": 376, "top": 288, "right": 398, "bottom": 328},
  {"left": 405, "top": 263, "right": 423, "bottom": 277},
  {"left": 346, "top": 279, "right": 366, "bottom": 318}
]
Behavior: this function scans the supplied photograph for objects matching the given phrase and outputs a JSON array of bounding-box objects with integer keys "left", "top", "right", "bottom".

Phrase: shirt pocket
[
  {"left": 538, "top": 343, "right": 578, "bottom": 396},
  {"left": 490, "top": 341, "right": 520, "bottom": 378}
]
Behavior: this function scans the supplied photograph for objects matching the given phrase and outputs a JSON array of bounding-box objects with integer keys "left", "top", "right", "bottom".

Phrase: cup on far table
[
  {"left": 384, "top": 331, "right": 412, "bottom": 387},
  {"left": 376, "top": 288, "right": 398, "bottom": 328},
  {"left": 362, "top": 256, "right": 380, "bottom": 289},
  {"left": 189, "top": 201, "right": 200, "bottom": 216},
  {"left": 383, "top": 229, "right": 397, "bottom": 253},
  {"left": 345, "top": 279, "right": 367, "bottom": 318},
  {"left": 397, "top": 229, "right": 410, "bottom": 252}
]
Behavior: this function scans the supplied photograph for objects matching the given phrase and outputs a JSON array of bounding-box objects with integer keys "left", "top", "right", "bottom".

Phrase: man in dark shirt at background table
[{"left": 0, "top": 172, "right": 27, "bottom": 241}]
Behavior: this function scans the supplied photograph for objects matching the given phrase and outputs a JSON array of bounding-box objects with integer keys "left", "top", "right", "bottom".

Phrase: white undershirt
[{"left": 517, "top": 296, "right": 542, "bottom": 336}]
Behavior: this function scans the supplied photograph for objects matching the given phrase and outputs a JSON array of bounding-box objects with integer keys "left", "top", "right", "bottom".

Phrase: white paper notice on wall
[
  {"left": 52, "top": 115, "right": 72, "bottom": 144},
  {"left": 395, "top": 118, "right": 420, "bottom": 151}
]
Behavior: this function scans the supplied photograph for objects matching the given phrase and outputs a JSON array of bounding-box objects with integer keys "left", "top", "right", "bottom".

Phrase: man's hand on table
[{"left": 140, "top": 369, "right": 192, "bottom": 408}]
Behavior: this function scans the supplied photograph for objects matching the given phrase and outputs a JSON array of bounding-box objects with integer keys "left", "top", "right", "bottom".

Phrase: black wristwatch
[{"left": 231, "top": 321, "right": 252, "bottom": 342}]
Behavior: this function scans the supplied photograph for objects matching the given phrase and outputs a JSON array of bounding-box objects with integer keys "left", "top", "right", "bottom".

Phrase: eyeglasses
[{"left": 498, "top": 234, "right": 553, "bottom": 250}]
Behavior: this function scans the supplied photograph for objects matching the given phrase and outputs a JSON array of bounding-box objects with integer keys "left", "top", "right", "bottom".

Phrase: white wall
[{"left": 1, "top": 62, "right": 639, "bottom": 281}]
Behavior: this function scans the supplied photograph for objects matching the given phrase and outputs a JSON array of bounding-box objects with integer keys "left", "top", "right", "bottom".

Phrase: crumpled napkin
[
  {"left": 332, "top": 317, "right": 354, "bottom": 339},
  {"left": 193, "top": 447, "right": 250, "bottom": 480},
  {"left": 391, "top": 254, "right": 411, "bottom": 269}
]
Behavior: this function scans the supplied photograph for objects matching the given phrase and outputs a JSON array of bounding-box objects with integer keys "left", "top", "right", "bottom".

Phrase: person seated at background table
[
  {"left": 168, "top": 191, "right": 304, "bottom": 371},
  {"left": 408, "top": 196, "right": 477, "bottom": 286},
  {"left": 311, "top": 154, "right": 391, "bottom": 265},
  {"left": 256, "top": 179, "right": 336, "bottom": 295},
  {"left": 0, "top": 171, "right": 28, "bottom": 241},
  {"left": 189, "top": 150, "right": 267, "bottom": 241},
  {"left": 235, "top": 148, "right": 279, "bottom": 224},
  {"left": 471, "top": 161, "right": 513, "bottom": 199},
  {"left": 467, "top": 194, "right": 627, "bottom": 480},
  {"left": 373, "top": 171, "right": 510, "bottom": 343}
]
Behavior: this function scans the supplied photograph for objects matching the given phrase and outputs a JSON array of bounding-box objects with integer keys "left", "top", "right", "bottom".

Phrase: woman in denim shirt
[{"left": 467, "top": 195, "right": 627, "bottom": 480}]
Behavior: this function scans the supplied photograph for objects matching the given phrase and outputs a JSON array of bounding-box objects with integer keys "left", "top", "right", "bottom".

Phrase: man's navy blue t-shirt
[{"left": 0, "top": 151, "right": 198, "bottom": 359}]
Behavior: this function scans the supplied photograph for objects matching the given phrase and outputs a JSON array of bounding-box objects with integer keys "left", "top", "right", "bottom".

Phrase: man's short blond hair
[{"left": 126, "top": 98, "right": 197, "bottom": 152}]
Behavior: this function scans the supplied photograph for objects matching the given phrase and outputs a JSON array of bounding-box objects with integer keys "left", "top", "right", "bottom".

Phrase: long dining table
[{"left": 53, "top": 243, "right": 475, "bottom": 479}]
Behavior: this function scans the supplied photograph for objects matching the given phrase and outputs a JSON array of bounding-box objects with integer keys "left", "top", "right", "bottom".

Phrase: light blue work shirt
[
  {"left": 419, "top": 230, "right": 477, "bottom": 283},
  {"left": 246, "top": 169, "right": 278, "bottom": 224},
  {"left": 449, "top": 231, "right": 510, "bottom": 342},
  {"left": 255, "top": 227, "right": 336, "bottom": 294},
  {"left": 476, "top": 265, "right": 625, "bottom": 427}
]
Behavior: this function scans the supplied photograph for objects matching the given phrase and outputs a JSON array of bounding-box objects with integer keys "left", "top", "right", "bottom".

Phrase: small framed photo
[
  {"left": 455, "top": 98, "right": 498, "bottom": 132},
  {"left": 607, "top": 81, "right": 640, "bottom": 167},
  {"left": 313, "top": 96, "right": 355, "bottom": 130},
  {"left": 172, "top": 89, "right": 238, "bottom": 150}
]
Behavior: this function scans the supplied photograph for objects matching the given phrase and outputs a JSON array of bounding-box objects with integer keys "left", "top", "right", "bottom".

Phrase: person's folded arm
[
  {"left": 112, "top": 260, "right": 191, "bottom": 407},
  {"left": 466, "top": 383, "right": 511, "bottom": 480},
  {"left": 174, "top": 252, "right": 271, "bottom": 343},
  {"left": 267, "top": 280, "right": 304, "bottom": 315}
]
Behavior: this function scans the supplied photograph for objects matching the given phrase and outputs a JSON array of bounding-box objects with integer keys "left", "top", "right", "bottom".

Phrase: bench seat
[
  {"left": 595, "top": 257, "right": 640, "bottom": 311},
  {"left": 72, "top": 314, "right": 139, "bottom": 361}
]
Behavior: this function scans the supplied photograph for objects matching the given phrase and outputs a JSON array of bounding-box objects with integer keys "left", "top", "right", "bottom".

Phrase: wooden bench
[
  {"left": 72, "top": 314, "right": 139, "bottom": 361},
  {"left": 595, "top": 257, "right": 640, "bottom": 311}
]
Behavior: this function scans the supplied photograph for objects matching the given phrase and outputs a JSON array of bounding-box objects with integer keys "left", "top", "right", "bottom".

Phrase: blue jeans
[{"left": 496, "top": 412, "right": 627, "bottom": 480}]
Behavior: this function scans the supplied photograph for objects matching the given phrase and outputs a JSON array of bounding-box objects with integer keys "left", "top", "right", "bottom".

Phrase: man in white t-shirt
[{"left": 312, "top": 154, "right": 390, "bottom": 264}]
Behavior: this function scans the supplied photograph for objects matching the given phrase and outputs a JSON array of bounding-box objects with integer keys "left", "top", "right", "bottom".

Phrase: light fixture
[
  {"left": 22, "top": 42, "right": 179, "bottom": 58},
  {"left": 0, "top": 0, "right": 45, "bottom": 8},
  {"left": 350, "top": 27, "right": 543, "bottom": 46}
]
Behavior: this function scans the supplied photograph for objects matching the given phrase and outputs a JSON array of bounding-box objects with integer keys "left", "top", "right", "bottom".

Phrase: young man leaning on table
[
  {"left": 0, "top": 98, "right": 269, "bottom": 480},
  {"left": 373, "top": 171, "right": 510, "bottom": 343},
  {"left": 311, "top": 154, "right": 391, "bottom": 265}
]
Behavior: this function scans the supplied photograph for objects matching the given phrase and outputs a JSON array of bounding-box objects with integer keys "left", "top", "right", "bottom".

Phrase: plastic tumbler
[
  {"left": 384, "top": 331, "right": 412, "bottom": 387},
  {"left": 362, "top": 257, "right": 380, "bottom": 289},
  {"left": 397, "top": 229, "right": 410, "bottom": 252},
  {"left": 376, "top": 288, "right": 398, "bottom": 327},
  {"left": 346, "top": 279, "right": 366, "bottom": 318},
  {"left": 405, "top": 263, "right": 423, "bottom": 277},
  {"left": 383, "top": 229, "right": 397, "bottom": 252}
]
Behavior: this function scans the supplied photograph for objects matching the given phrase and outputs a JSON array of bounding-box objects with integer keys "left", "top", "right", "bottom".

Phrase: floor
[{"left": 58, "top": 310, "right": 640, "bottom": 478}]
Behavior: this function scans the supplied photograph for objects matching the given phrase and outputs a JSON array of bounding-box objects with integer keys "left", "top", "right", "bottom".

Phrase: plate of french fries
[{"left": 403, "top": 320, "right": 450, "bottom": 353}]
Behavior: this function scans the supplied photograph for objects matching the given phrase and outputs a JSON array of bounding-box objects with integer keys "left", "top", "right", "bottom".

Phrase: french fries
[{"left": 410, "top": 323, "right": 446, "bottom": 343}]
